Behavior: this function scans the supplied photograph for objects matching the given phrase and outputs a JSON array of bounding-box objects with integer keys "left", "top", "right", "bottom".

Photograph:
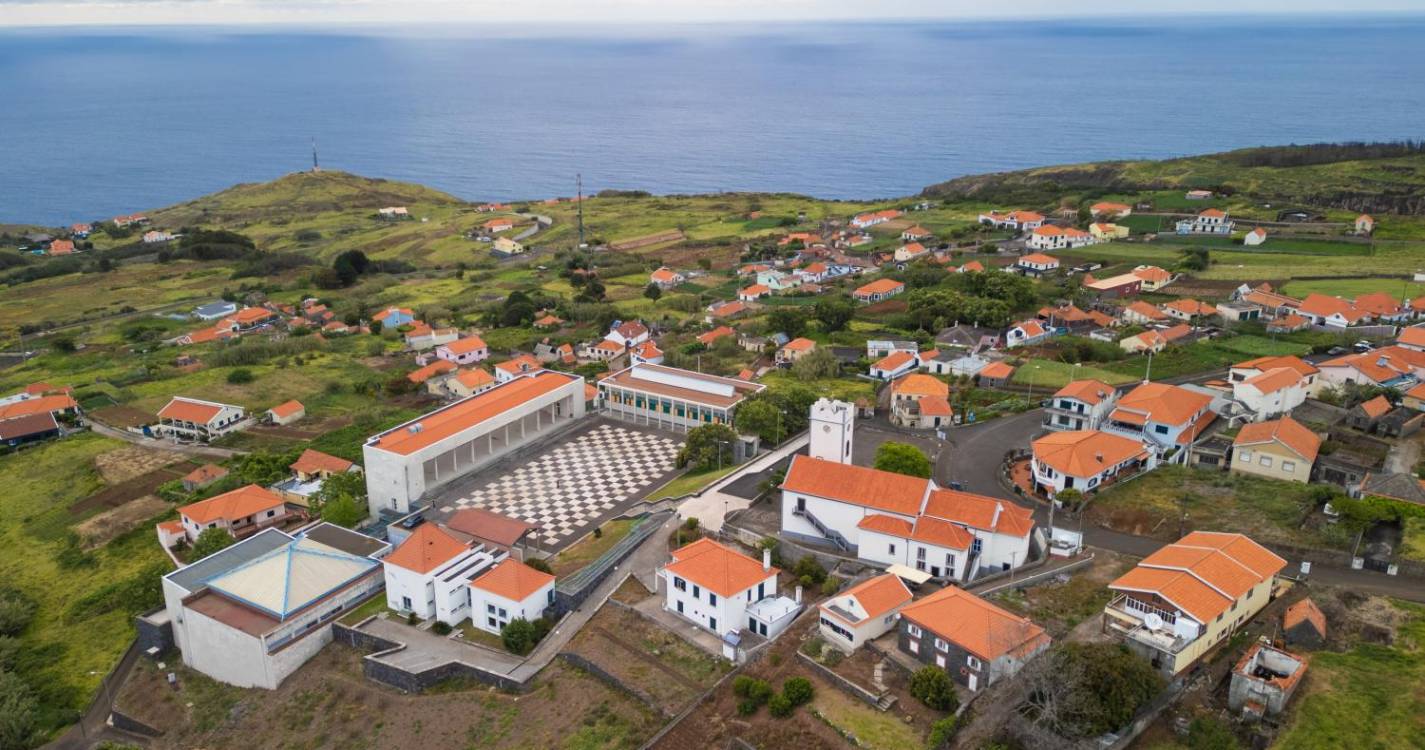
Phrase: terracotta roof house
[
  {"left": 818, "top": 573, "right": 914, "bottom": 653},
  {"left": 1105, "top": 531, "right": 1286, "bottom": 676},
  {"left": 266, "top": 400, "right": 305, "bottom": 426},
  {"left": 1031, "top": 429, "right": 1153, "bottom": 499},
  {"left": 408, "top": 359, "right": 457, "bottom": 385},
  {"left": 853, "top": 278, "right": 906, "bottom": 303},
  {"left": 1107, "top": 382, "right": 1216, "bottom": 449},
  {"left": 977, "top": 361, "right": 1015, "bottom": 387},
  {"left": 898, "top": 587, "right": 1050, "bottom": 692},
  {"left": 697, "top": 326, "right": 736, "bottom": 347},
  {"left": 183, "top": 463, "right": 230, "bottom": 492},
  {"left": 659, "top": 538, "right": 797, "bottom": 641},
  {"left": 1231, "top": 417, "right": 1321, "bottom": 484},
  {"left": 176, "top": 484, "right": 289, "bottom": 544},
  {"left": 1282, "top": 598, "right": 1327, "bottom": 648},
  {"left": 468, "top": 558, "right": 557, "bottom": 635},
  {"left": 156, "top": 397, "right": 246, "bottom": 442}
]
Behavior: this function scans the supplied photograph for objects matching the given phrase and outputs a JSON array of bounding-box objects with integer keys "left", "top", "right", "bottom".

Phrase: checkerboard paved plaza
[{"left": 444, "top": 422, "right": 680, "bottom": 547}]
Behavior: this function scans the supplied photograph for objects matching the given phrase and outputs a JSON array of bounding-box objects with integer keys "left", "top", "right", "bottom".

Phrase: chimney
[
  {"left": 1095, "top": 452, "right": 1104, "bottom": 463},
  {"left": 992, "top": 503, "right": 1002, "bottom": 527},
  {"left": 794, "top": 585, "right": 803, "bottom": 605},
  {"left": 763, "top": 547, "right": 771, "bottom": 571}
]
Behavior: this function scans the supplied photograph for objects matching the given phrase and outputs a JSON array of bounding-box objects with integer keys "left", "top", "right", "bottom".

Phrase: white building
[
  {"left": 1233, "top": 367, "right": 1311, "bottom": 421},
  {"left": 1030, "top": 429, "right": 1155, "bottom": 499},
  {"left": 155, "top": 397, "right": 248, "bottom": 442},
  {"left": 1043, "top": 379, "right": 1120, "bottom": 432},
  {"left": 818, "top": 573, "right": 913, "bottom": 653},
  {"left": 1103, "top": 382, "right": 1217, "bottom": 456},
  {"left": 1005, "top": 319, "right": 1051, "bottom": 348},
  {"left": 598, "top": 363, "right": 765, "bottom": 432},
  {"left": 977, "top": 210, "right": 1045, "bottom": 231},
  {"left": 661, "top": 538, "right": 798, "bottom": 644},
  {"left": 1176, "top": 209, "right": 1234, "bottom": 235},
  {"left": 363, "top": 371, "right": 586, "bottom": 517},
  {"left": 468, "top": 558, "right": 557, "bottom": 635},
  {"left": 605, "top": 320, "right": 651, "bottom": 349},
  {"left": 780, "top": 454, "right": 1036, "bottom": 581},
  {"left": 808, "top": 398, "right": 855, "bottom": 465},
  {"left": 161, "top": 525, "right": 387, "bottom": 689},
  {"left": 382, "top": 521, "right": 504, "bottom": 625},
  {"left": 175, "top": 484, "right": 289, "bottom": 544},
  {"left": 436, "top": 336, "right": 490, "bottom": 366}
]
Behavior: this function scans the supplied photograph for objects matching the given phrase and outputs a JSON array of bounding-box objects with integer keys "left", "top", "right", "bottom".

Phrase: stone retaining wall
[
  {"left": 557, "top": 652, "right": 670, "bottom": 717},
  {"left": 332, "top": 622, "right": 529, "bottom": 693}
]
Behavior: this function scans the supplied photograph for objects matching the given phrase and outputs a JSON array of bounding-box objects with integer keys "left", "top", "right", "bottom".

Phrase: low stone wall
[
  {"left": 795, "top": 651, "right": 885, "bottom": 710},
  {"left": 557, "top": 652, "right": 669, "bottom": 717},
  {"left": 109, "top": 709, "right": 163, "bottom": 737},
  {"left": 972, "top": 555, "right": 1095, "bottom": 597},
  {"left": 332, "top": 622, "right": 529, "bottom": 694}
]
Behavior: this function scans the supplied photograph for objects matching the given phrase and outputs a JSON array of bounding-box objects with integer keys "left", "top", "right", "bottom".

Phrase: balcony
[{"left": 1104, "top": 595, "right": 1196, "bottom": 655}]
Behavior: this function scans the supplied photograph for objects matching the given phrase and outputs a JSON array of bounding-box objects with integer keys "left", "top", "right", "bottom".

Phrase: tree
[
  {"left": 782, "top": 676, "right": 814, "bottom": 706},
  {"left": 332, "top": 249, "right": 371, "bottom": 286},
  {"left": 791, "top": 347, "right": 841, "bottom": 381},
  {"left": 767, "top": 693, "right": 793, "bottom": 718},
  {"left": 189, "top": 527, "right": 235, "bottom": 560},
  {"left": 501, "top": 617, "right": 538, "bottom": 655},
  {"left": 525, "top": 557, "right": 554, "bottom": 574},
  {"left": 766, "top": 307, "right": 808, "bottom": 338},
  {"left": 226, "top": 368, "right": 254, "bottom": 384},
  {"left": 910, "top": 666, "right": 959, "bottom": 711},
  {"left": 312, "top": 471, "right": 367, "bottom": 528},
  {"left": 735, "top": 400, "right": 784, "bottom": 444},
  {"left": 813, "top": 296, "right": 856, "bottom": 333},
  {"left": 927, "top": 716, "right": 960, "bottom": 749},
  {"left": 0, "top": 591, "right": 34, "bottom": 638},
  {"left": 0, "top": 670, "right": 36, "bottom": 750},
  {"left": 644, "top": 283, "right": 662, "bottom": 301},
  {"left": 875, "top": 442, "right": 932, "bottom": 478},
  {"left": 677, "top": 423, "right": 739, "bottom": 471},
  {"left": 1054, "top": 488, "right": 1084, "bottom": 511}
]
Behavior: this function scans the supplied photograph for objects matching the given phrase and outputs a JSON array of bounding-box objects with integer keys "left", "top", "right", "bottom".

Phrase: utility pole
[
  {"left": 311, "top": 138, "right": 320, "bottom": 172},
  {"left": 576, "top": 173, "right": 585, "bottom": 251}
]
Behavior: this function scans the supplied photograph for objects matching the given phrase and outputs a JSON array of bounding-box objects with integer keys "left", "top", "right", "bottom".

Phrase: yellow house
[
  {"left": 1230, "top": 416, "right": 1321, "bottom": 484},
  {"left": 1090, "top": 222, "right": 1130, "bottom": 241},
  {"left": 1103, "top": 532, "right": 1286, "bottom": 676},
  {"left": 1403, "top": 382, "right": 1425, "bottom": 412}
]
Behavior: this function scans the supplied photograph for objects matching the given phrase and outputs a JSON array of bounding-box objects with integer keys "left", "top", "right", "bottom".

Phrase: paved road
[{"left": 939, "top": 407, "right": 1425, "bottom": 603}]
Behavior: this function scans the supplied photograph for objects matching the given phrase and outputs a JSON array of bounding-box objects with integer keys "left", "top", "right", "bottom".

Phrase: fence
[{"left": 554, "top": 510, "right": 673, "bottom": 616}]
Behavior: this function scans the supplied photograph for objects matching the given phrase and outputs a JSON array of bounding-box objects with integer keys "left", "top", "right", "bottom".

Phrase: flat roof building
[
  {"left": 363, "top": 371, "right": 586, "bottom": 518},
  {"left": 598, "top": 363, "right": 765, "bottom": 432}
]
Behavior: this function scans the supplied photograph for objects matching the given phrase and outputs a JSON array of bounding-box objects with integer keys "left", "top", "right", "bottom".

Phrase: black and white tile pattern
[{"left": 444, "top": 423, "right": 680, "bottom": 547}]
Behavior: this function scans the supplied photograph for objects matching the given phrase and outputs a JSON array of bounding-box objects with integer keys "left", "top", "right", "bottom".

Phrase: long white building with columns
[{"left": 363, "top": 370, "right": 586, "bottom": 518}]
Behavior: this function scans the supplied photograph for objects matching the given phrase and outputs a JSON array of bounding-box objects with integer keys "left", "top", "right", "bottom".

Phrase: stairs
[{"left": 793, "top": 507, "right": 850, "bottom": 552}]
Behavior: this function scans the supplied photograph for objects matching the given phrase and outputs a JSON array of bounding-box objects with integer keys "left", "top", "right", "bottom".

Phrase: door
[
  {"left": 967, "top": 673, "right": 978, "bottom": 692},
  {"left": 402, "top": 596, "right": 412, "bottom": 611}
]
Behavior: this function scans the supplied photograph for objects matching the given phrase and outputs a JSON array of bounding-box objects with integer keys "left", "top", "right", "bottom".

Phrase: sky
[{"left": 0, "top": 0, "right": 1419, "bottom": 27}]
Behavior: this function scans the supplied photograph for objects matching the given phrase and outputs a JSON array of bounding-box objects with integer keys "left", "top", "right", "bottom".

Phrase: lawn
[
  {"left": 1169, "top": 234, "right": 1373, "bottom": 256},
  {"left": 648, "top": 464, "right": 740, "bottom": 501},
  {"left": 1282, "top": 277, "right": 1425, "bottom": 300},
  {"left": 1274, "top": 601, "right": 1425, "bottom": 750},
  {"left": 1401, "top": 517, "right": 1425, "bottom": 563},
  {"left": 760, "top": 371, "right": 877, "bottom": 402},
  {"left": 810, "top": 683, "right": 926, "bottom": 750},
  {"left": 1010, "top": 359, "right": 1136, "bottom": 389},
  {"left": 550, "top": 518, "right": 637, "bottom": 577},
  {"left": 1086, "top": 465, "right": 1347, "bottom": 549},
  {"left": 0, "top": 433, "right": 173, "bottom": 740}
]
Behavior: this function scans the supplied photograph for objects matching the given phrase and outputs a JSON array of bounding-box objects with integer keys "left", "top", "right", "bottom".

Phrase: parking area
[{"left": 427, "top": 417, "right": 683, "bottom": 552}]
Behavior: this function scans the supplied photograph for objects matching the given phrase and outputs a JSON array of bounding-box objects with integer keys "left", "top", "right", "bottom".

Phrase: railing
[{"left": 792, "top": 508, "right": 850, "bottom": 551}]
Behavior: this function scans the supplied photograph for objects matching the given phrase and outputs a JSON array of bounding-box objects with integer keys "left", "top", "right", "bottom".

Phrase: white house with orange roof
[
  {"left": 469, "top": 558, "right": 556, "bottom": 634},
  {"left": 1122, "top": 300, "right": 1169, "bottom": 325},
  {"left": 266, "top": 400, "right": 306, "bottom": 426},
  {"left": 174, "top": 484, "right": 290, "bottom": 543},
  {"left": 1244, "top": 227, "right": 1268, "bottom": 246},
  {"left": 977, "top": 210, "right": 1045, "bottom": 231},
  {"left": 1230, "top": 355, "right": 1320, "bottom": 416},
  {"left": 1090, "top": 202, "right": 1133, "bottom": 218},
  {"left": 850, "top": 209, "right": 900, "bottom": 229},
  {"left": 1031, "top": 430, "right": 1155, "bottom": 499},
  {"left": 1005, "top": 318, "right": 1051, "bottom": 348},
  {"left": 155, "top": 396, "right": 248, "bottom": 442},
  {"left": 852, "top": 278, "right": 905, "bottom": 303},
  {"left": 1356, "top": 214, "right": 1375, "bottom": 235},
  {"left": 1176, "top": 208, "right": 1234, "bottom": 235},
  {"left": 818, "top": 573, "right": 913, "bottom": 653},
  {"left": 1044, "top": 379, "right": 1120, "bottom": 432},
  {"left": 661, "top": 538, "right": 798, "bottom": 645},
  {"left": 1132, "top": 265, "right": 1174, "bottom": 291},
  {"left": 888, "top": 373, "right": 952, "bottom": 430},
  {"left": 1316, "top": 345, "right": 1425, "bottom": 389},
  {"left": 605, "top": 320, "right": 651, "bottom": 349},
  {"left": 382, "top": 521, "right": 505, "bottom": 625},
  {"left": 901, "top": 225, "right": 933, "bottom": 242},
  {"left": 776, "top": 337, "right": 816, "bottom": 365},
  {"left": 493, "top": 354, "right": 542, "bottom": 383},
  {"left": 630, "top": 340, "right": 664, "bottom": 365},
  {"left": 363, "top": 371, "right": 586, "bottom": 516},
  {"left": 1027, "top": 226, "right": 1095, "bottom": 252},
  {"left": 780, "top": 454, "right": 1036, "bottom": 580},
  {"left": 1015, "top": 250, "right": 1061, "bottom": 275},
  {"left": 1104, "top": 382, "right": 1217, "bottom": 456},
  {"left": 404, "top": 323, "right": 460, "bottom": 350},
  {"left": 649, "top": 267, "right": 685, "bottom": 288},
  {"left": 894, "top": 242, "right": 930, "bottom": 263},
  {"left": 444, "top": 367, "right": 497, "bottom": 399},
  {"left": 869, "top": 350, "right": 918, "bottom": 380},
  {"left": 1104, "top": 531, "right": 1286, "bottom": 676},
  {"left": 436, "top": 336, "right": 490, "bottom": 366}
]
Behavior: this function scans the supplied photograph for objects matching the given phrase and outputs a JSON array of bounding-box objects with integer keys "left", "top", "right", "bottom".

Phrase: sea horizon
[{"left": 3, "top": 14, "right": 1424, "bottom": 225}]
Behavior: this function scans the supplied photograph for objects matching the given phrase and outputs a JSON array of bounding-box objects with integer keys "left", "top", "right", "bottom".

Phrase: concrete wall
[
  {"left": 331, "top": 623, "right": 529, "bottom": 693},
  {"left": 134, "top": 608, "right": 174, "bottom": 656}
]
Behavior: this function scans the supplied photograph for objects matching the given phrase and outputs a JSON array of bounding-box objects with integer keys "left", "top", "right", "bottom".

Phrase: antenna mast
[{"left": 312, "top": 138, "right": 320, "bottom": 173}]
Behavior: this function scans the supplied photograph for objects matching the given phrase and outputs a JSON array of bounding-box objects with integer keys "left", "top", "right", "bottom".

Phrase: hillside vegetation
[
  {"left": 922, "top": 142, "right": 1425, "bottom": 215},
  {"left": 152, "top": 170, "right": 465, "bottom": 226}
]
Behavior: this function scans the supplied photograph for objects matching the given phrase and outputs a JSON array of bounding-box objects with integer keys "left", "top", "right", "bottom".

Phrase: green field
[{"left": 1282, "top": 277, "right": 1425, "bottom": 300}]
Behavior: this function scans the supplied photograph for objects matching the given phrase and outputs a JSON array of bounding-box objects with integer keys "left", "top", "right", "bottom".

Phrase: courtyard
[{"left": 426, "top": 417, "right": 684, "bottom": 552}]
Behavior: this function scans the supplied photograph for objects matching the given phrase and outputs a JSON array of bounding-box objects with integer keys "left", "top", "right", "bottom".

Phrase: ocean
[{"left": 2, "top": 15, "right": 1424, "bottom": 225}]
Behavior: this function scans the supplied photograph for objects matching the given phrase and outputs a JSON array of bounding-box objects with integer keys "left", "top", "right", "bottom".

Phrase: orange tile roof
[
  {"left": 1233, "top": 355, "right": 1318, "bottom": 377},
  {"left": 1132, "top": 265, "right": 1171, "bottom": 283},
  {"left": 1015, "top": 319, "right": 1047, "bottom": 338},
  {"left": 1053, "top": 379, "right": 1117, "bottom": 405},
  {"left": 1267, "top": 313, "right": 1309, "bottom": 331},
  {"left": 857, "top": 514, "right": 913, "bottom": 537},
  {"left": 782, "top": 337, "right": 816, "bottom": 352},
  {"left": 1241, "top": 367, "right": 1303, "bottom": 396},
  {"left": 1031, "top": 430, "right": 1148, "bottom": 478},
  {"left": 824, "top": 574, "right": 913, "bottom": 623},
  {"left": 268, "top": 399, "right": 304, "bottom": 419},
  {"left": 634, "top": 341, "right": 663, "bottom": 358},
  {"left": 900, "top": 587, "right": 1050, "bottom": 661},
  {"left": 470, "top": 558, "right": 555, "bottom": 602},
  {"left": 741, "top": 284, "right": 771, "bottom": 297},
  {"left": 372, "top": 307, "right": 414, "bottom": 322},
  {"left": 1298, "top": 293, "right": 1355, "bottom": 319},
  {"left": 1358, "top": 395, "right": 1392, "bottom": 418},
  {"left": 1117, "top": 382, "right": 1213, "bottom": 427},
  {"left": 873, "top": 351, "right": 916, "bottom": 373},
  {"left": 1111, "top": 532, "right": 1285, "bottom": 622},
  {"left": 1164, "top": 299, "right": 1215, "bottom": 316},
  {"left": 442, "top": 336, "right": 488, "bottom": 355},
  {"left": 663, "top": 538, "right": 775, "bottom": 598},
  {"left": 1398, "top": 327, "right": 1425, "bottom": 348},
  {"left": 1234, "top": 416, "right": 1321, "bottom": 462},
  {"left": 1091, "top": 201, "right": 1132, "bottom": 214},
  {"left": 1019, "top": 251, "right": 1059, "bottom": 265},
  {"left": 230, "top": 307, "right": 275, "bottom": 325},
  {"left": 372, "top": 372, "right": 578, "bottom": 456},
  {"left": 1125, "top": 301, "right": 1168, "bottom": 321},
  {"left": 959, "top": 261, "right": 985, "bottom": 273},
  {"left": 290, "top": 448, "right": 355, "bottom": 475},
  {"left": 1283, "top": 598, "right": 1326, "bottom": 636},
  {"left": 156, "top": 397, "right": 226, "bottom": 424},
  {"left": 650, "top": 267, "right": 681, "bottom": 283},
  {"left": 923, "top": 490, "right": 1035, "bottom": 537},
  {"left": 918, "top": 396, "right": 954, "bottom": 417},
  {"left": 855, "top": 278, "right": 905, "bottom": 296},
  {"left": 494, "top": 354, "right": 541, "bottom": 376},
  {"left": 1200, "top": 208, "right": 1226, "bottom": 218},
  {"left": 783, "top": 454, "right": 929, "bottom": 517},
  {"left": 979, "top": 362, "right": 1015, "bottom": 380},
  {"left": 892, "top": 373, "right": 949, "bottom": 398},
  {"left": 408, "top": 359, "right": 457, "bottom": 384},
  {"left": 179, "top": 484, "right": 284, "bottom": 526},
  {"left": 183, "top": 463, "right": 228, "bottom": 484},
  {"left": 698, "top": 326, "right": 736, "bottom": 345},
  {"left": 455, "top": 368, "right": 495, "bottom": 389},
  {"left": 385, "top": 522, "right": 471, "bottom": 574},
  {"left": 910, "top": 515, "right": 975, "bottom": 549},
  {"left": 1352, "top": 291, "right": 1402, "bottom": 317}
]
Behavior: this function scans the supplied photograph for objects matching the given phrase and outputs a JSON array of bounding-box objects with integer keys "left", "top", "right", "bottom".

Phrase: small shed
[
  {"left": 1282, "top": 598, "right": 1327, "bottom": 649},
  {"left": 267, "top": 400, "right": 306, "bottom": 426},
  {"left": 183, "top": 463, "right": 230, "bottom": 492}
]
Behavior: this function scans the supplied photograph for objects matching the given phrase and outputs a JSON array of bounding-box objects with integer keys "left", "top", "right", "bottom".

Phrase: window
[
  {"left": 967, "top": 655, "right": 982, "bottom": 670},
  {"left": 266, "top": 510, "right": 276, "bottom": 518},
  {"left": 693, "top": 584, "right": 701, "bottom": 599},
  {"left": 935, "top": 638, "right": 948, "bottom": 652},
  {"left": 677, "top": 600, "right": 684, "bottom": 614},
  {"left": 547, "top": 590, "right": 555, "bottom": 605},
  {"left": 1282, "top": 461, "right": 1295, "bottom": 473},
  {"left": 758, "top": 582, "right": 765, "bottom": 599},
  {"left": 709, "top": 593, "right": 718, "bottom": 606},
  {"left": 487, "top": 604, "right": 496, "bottom": 614},
  {"left": 945, "top": 553, "right": 955, "bottom": 569},
  {"left": 498, "top": 608, "right": 507, "bottom": 618},
  {"left": 674, "top": 577, "right": 686, "bottom": 591},
  {"left": 935, "top": 655, "right": 946, "bottom": 668},
  {"left": 972, "top": 538, "right": 983, "bottom": 554},
  {"left": 709, "top": 617, "right": 717, "bottom": 631},
  {"left": 888, "top": 543, "right": 896, "bottom": 555},
  {"left": 1259, "top": 455, "right": 1273, "bottom": 467},
  {"left": 916, "top": 547, "right": 926, "bottom": 561},
  {"left": 751, "top": 617, "right": 758, "bottom": 631},
  {"left": 1154, "top": 425, "right": 1169, "bottom": 435},
  {"left": 488, "top": 617, "right": 497, "bottom": 627},
  {"left": 907, "top": 624, "right": 922, "bottom": 638},
  {"left": 908, "top": 640, "right": 919, "bottom": 653},
  {"left": 1239, "top": 450, "right": 1252, "bottom": 462}
]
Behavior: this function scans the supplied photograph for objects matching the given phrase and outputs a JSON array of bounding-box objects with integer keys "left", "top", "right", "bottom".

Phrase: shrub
[
  {"left": 0, "top": 591, "right": 33, "bottom": 638},
  {"left": 820, "top": 577, "right": 841, "bottom": 597},
  {"left": 767, "top": 693, "right": 793, "bottom": 718},
  {"left": 226, "top": 368, "right": 255, "bottom": 384},
  {"left": 736, "top": 698, "right": 761, "bottom": 716},
  {"left": 525, "top": 557, "right": 553, "bottom": 574},
  {"left": 792, "top": 556, "right": 827, "bottom": 586},
  {"left": 802, "top": 637, "right": 825, "bottom": 658},
  {"left": 0, "top": 670, "right": 37, "bottom": 750},
  {"left": 910, "top": 667, "right": 959, "bottom": 712},
  {"left": 1185, "top": 716, "right": 1243, "bottom": 750},
  {"left": 502, "top": 618, "right": 538, "bottom": 655},
  {"left": 0, "top": 637, "right": 19, "bottom": 671},
  {"left": 782, "top": 677, "right": 814, "bottom": 706},
  {"left": 927, "top": 716, "right": 960, "bottom": 749},
  {"left": 431, "top": 622, "right": 452, "bottom": 636},
  {"left": 189, "top": 527, "right": 236, "bottom": 560}
]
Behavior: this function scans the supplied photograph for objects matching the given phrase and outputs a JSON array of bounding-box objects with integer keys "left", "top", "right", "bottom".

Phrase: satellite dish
[{"left": 1144, "top": 613, "right": 1164, "bottom": 631}]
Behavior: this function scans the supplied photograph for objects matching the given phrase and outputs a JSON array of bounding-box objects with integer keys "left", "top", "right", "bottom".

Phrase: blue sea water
[{"left": 1, "top": 16, "right": 1424, "bottom": 225}]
